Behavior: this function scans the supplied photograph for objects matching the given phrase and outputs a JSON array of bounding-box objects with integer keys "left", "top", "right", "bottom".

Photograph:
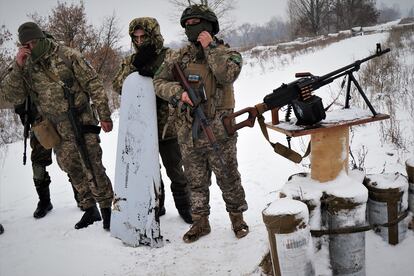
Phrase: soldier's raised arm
[
  {"left": 204, "top": 45, "right": 242, "bottom": 85},
  {"left": 1, "top": 62, "right": 29, "bottom": 106}
]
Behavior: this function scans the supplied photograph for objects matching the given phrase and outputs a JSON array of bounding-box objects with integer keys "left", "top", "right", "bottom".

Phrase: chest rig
[
  {"left": 184, "top": 62, "right": 216, "bottom": 118},
  {"left": 183, "top": 62, "right": 236, "bottom": 119}
]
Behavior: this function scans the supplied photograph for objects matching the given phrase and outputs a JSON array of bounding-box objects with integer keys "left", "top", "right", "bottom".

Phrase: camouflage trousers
[
  {"left": 30, "top": 133, "right": 52, "bottom": 186},
  {"left": 180, "top": 136, "right": 248, "bottom": 216},
  {"left": 54, "top": 133, "right": 113, "bottom": 210},
  {"left": 30, "top": 133, "right": 80, "bottom": 204},
  {"left": 159, "top": 137, "right": 190, "bottom": 212}
]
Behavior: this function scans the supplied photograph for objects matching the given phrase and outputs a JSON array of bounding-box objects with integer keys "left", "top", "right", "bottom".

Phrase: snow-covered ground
[{"left": 1, "top": 30, "right": 413, "bottom": 275}]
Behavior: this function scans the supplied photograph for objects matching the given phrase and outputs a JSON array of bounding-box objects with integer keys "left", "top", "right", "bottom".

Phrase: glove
[{"left": 132, "top": 43, "right": 157, "bottom": 70}]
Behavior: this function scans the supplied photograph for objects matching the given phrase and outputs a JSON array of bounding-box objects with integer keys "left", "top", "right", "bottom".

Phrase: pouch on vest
[
  {"left": 32, "top": 119, "right": 61, "bottom": 149},
  {"left": 184, "top": 63, "right": 216, "bottom": 118}
]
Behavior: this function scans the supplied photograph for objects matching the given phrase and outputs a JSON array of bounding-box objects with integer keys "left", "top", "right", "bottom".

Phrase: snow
[
  {"left": 1, "top": 28, "right": 414, "bottom": 276},
  {"left": 283, "top": 171, "right": 369, "bottom": 204},
  {"left": 262, "top": 198, "right": 308, "bottom": 221},
  {"left": 365, "top": 172, "right": 408, "bottom": 190}
]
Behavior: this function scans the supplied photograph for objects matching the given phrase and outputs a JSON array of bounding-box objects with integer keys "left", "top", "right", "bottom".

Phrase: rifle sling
[
  {"left": 40, "top": 68, "right": 101, "bottom": 135},
  {"left": 257, "top": 114, "right": 310, "bottom": 163}
]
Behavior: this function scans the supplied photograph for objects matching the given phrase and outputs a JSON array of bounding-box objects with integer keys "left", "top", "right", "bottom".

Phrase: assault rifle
[
  {"left": 63, "top": 80, "right": 100, "bottom": 186},
  {"left": 22, "top": 96, "right": 31, "bottom": 165},
  {"left": 222, "top": 43, "right": 390, "bottom": 136},
  {"left": 171, "top": 63, "right": 224, "bottom": 165}
]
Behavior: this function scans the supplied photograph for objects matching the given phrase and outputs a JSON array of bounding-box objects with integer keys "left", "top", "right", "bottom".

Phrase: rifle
[
  {"left": 222, "top": 43, "right": 391, "bottom": 136},
  {"left": 22, "top": 96, "right": 31, "bottom": 165},
  {"left": 171, "top": 62, "right": 224, "bottom": 165},
  {"left": 63, "top": 80, "right": 99, "bottom": 187}
]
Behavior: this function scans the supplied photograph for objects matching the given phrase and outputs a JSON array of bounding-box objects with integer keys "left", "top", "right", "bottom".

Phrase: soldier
[
  {"left": 0, "top": 22, "right": 113, "bottom": 230},
  {"left": 113, "top": 17, "right": 192, "bottom": 224},
  {"left": 14, "top": 99, "right": 81, "bottom": 218},
  {"left": 154, "top": 5, "right": 249, "bottom": 243}
]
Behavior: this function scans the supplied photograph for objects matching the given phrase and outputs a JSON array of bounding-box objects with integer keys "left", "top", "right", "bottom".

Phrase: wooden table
[{"left": 266, "top": 109, "right": 389, "bottom": 182}]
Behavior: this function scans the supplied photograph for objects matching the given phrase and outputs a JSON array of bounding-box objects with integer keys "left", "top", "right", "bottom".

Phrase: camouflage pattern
[
  {"left": 55, "top": 132, "right": 112, "bottom": 209},
  {"left": 154, "top": 42, "right": 243, "bottom": 147},
  {"left": 0, "top": 39, "right": 113, "bottom": 210},
  {"left": 180, "top": 136, "right": 247, "bottom": 216},
  {"left": 128, "top": 17, "right": 164, "bottom": 52},
  {"left": 1, "top": 40, "right": 112, "bottom": 122},
  {"left": 153, "top": 39, "right": 247, "bottom": 216}
]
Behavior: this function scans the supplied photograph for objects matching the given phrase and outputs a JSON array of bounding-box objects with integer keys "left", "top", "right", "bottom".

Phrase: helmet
[{"left": 180, "top": 5, "right": 219, "bottom": 35}]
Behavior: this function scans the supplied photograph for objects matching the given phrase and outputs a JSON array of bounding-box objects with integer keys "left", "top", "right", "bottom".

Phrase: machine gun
[{"left": 222, "top": 43, "right": 390, "bottom": 136}]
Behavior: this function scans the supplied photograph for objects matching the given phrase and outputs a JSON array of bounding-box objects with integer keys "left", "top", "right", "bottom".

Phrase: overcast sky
[{"left": 1, "top": 0, "right": 413, "bottom": 49}]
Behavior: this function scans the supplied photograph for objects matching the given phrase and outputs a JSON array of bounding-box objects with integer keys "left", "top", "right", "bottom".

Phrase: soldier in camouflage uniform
[
  {"left": 113, "top": 17, "right": 192, "bottom": 224},
  {"left": 154, "top": 5, "right": 249, "bottom": 243},
  {"left": 0, "top": 22, "right": 113, "bottom": 230}
]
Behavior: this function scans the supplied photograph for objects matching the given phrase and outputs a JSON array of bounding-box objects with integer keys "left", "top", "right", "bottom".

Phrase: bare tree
[
  {"left": 0, "top": 25, "right": 22, "bottom": 144},
  {"left": 30, "top": 2, "right": 123, "bottom": 109},
  {"left": 333, "top": 0, "right": 379, "bottom": 30},
  {"left": 288, "top": 0, "right": 333, "bottom": 37}
]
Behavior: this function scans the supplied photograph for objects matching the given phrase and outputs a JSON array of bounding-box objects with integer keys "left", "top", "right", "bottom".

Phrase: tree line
[{"left": 226, "top": 1, "right": 406, "bottom": 48}]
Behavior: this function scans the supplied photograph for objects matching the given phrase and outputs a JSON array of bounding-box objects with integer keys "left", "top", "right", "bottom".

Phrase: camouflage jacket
[
  {"left": 153, "top": 40, "right": 242, "bottom": 147},
  {"left": 0, "top": 40, "right": 112, "bottom": 140},
  {"left": 112, "top": 17, "right": 176, "bottom": 140}
]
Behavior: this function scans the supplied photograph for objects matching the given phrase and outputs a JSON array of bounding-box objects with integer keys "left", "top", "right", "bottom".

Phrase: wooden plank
[
  {"left": 311, "top": 127, "right": 349, "bottom": 182},
  {"left": 265, "top": 112, "right": 389, "bottom": 137}
]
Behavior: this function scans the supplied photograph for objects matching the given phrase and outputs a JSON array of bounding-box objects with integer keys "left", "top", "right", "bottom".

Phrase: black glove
[
  {"left": 132, "top": 43, "right": 157, "bottom": 70},
  {"left": 137, "top": 67, "right": 155, "bottom": 78}
]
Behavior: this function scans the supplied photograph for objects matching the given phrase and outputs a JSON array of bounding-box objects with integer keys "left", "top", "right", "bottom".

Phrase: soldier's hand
[
  {"left": 16, "top": 46, "right": 31, "bottom": 67},
  {"left": 197, "top": 31, "right": 213, "bottom": 48},
  {"left": 181, "top": 92, "right": 193, "bottom": 106},
  {"left": 100, "top": 121, "right": 113, "bottom": 132}
]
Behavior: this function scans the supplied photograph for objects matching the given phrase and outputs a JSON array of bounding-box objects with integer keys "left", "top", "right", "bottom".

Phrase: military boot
[
  {"left": 33, "top": 174, "right": 53, "bottom": 219},
  {"left": 229, "top": 212, "right": 249, "bottom": 239},
  {"left": 75, "top": 205, "right": 102, "bottom": 229},
  {"left": 100, "top": 208, "right": 111, "bottom": 231},
  {"left": 183, "top": 215, "right": 211, "bottom": 243}
]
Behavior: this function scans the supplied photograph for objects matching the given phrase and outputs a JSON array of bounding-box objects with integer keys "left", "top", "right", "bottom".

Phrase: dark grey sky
[{"left": 0, "top": 0, "right": 412, "bottom": 48}]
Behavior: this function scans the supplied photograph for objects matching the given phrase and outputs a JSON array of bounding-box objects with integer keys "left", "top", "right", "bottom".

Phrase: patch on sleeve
[{"left": 229, "top": 54, "right": 242, "bottom": 66}]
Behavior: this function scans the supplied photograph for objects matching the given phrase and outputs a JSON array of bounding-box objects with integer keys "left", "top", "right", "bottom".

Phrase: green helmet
[{"left": 180, "top": 4, "right": 219, "bottom": 35}]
